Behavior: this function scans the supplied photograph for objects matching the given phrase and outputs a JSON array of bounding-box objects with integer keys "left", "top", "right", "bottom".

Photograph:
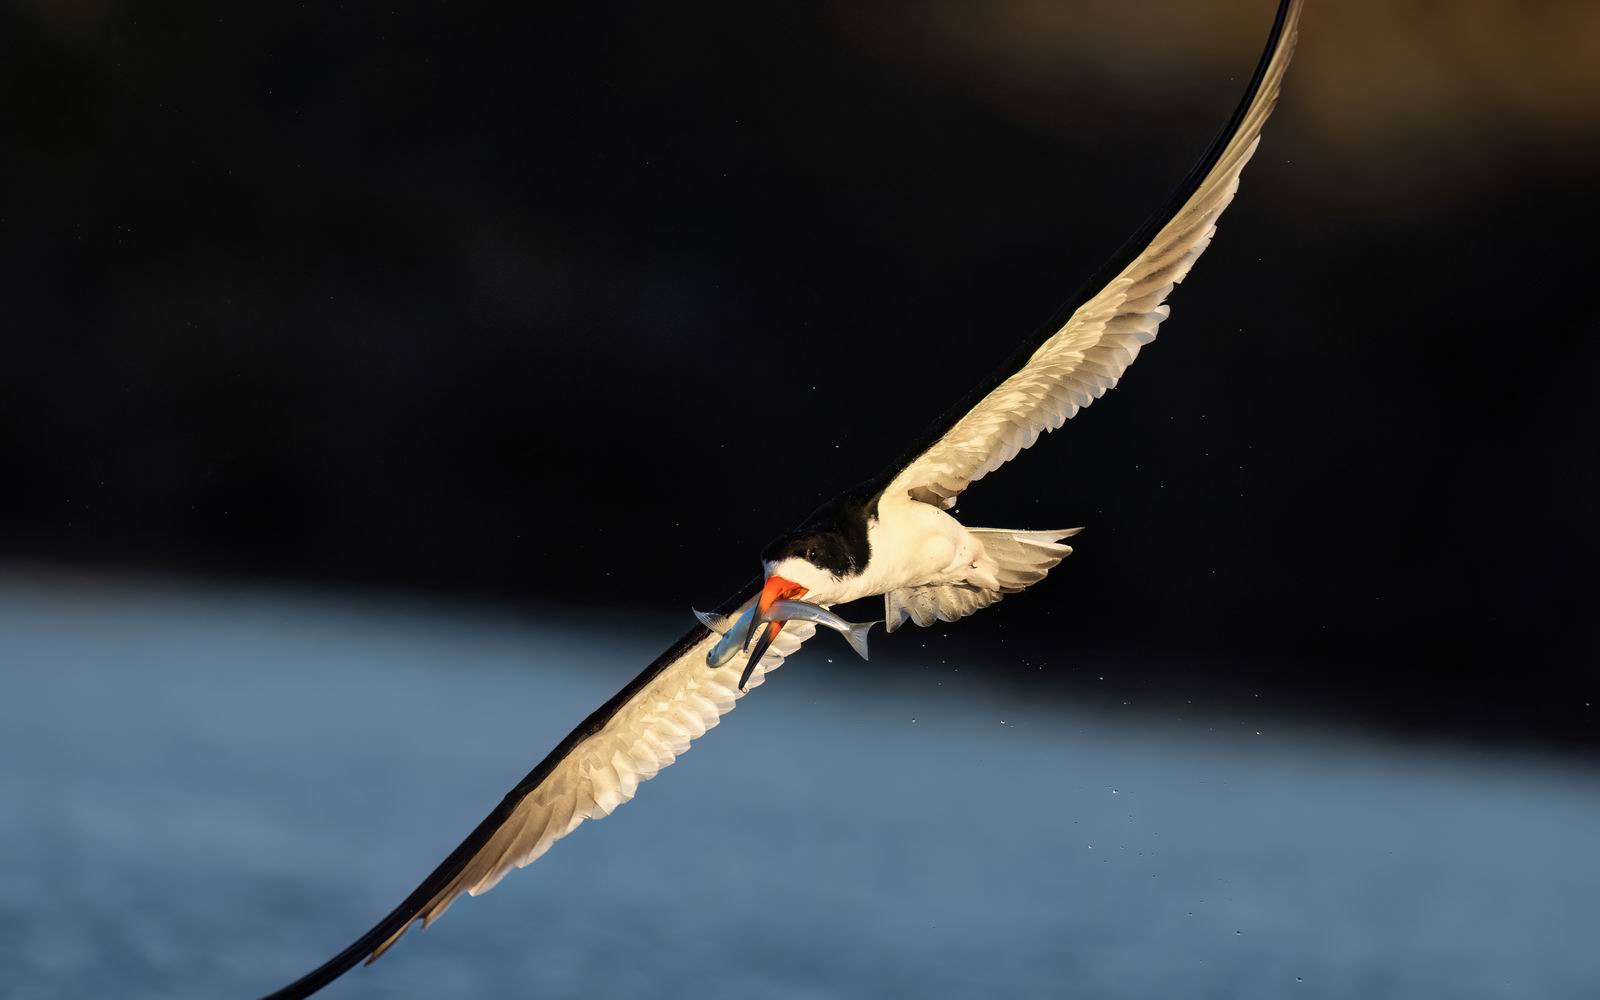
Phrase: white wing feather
[
  {"left": 369, "top": 602, "right": 816, "bottom": 955},
  {"left": 886, "top": 0, "right": 1301, "bottom": 510}
]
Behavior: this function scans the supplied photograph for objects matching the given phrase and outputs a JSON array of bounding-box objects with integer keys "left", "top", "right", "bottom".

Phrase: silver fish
[
  {"left": 761, "top": 599, "right": 876, "bottom": 661},
  {"left": 697, "top": 605, "right": 758, "bottom": 669},
  {"left": 739, "top": 598, "right": 878, "bottom": 691}
]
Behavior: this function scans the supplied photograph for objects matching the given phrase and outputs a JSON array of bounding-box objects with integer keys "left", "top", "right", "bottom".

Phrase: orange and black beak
[{"left": 738, "top": 575, "right": 807, "bottom": 690}]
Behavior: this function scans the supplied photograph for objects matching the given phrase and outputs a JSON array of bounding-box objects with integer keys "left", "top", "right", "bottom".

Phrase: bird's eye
[{"left": 805, "top": 544, "right": 817, "bottom": 561}]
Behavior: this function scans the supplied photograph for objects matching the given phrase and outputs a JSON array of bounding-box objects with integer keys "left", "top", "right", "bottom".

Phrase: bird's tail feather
[
  {"left": 970, "top": 527, "right": 1081, "bottom": 592},
  {"left": 884, "top": 527, "right": 1080, "bottom": 633}
]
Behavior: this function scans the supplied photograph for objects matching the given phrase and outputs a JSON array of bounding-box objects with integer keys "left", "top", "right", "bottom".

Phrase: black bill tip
[{"left": 739, "top": 624, "right": 779, "bottom": 690}]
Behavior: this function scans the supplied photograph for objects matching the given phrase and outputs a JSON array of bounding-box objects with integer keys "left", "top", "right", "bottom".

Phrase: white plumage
[
  {"left": 886, "top": 8, "right": 1298, "bottom": 512},
  {"left": 365, "top": 605, "right": 817, "bottom": 959}
]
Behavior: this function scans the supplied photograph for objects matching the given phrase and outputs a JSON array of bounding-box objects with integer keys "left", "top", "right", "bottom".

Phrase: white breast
[{"left": 844, "top": 496, "right": 974, "bottom": 602}]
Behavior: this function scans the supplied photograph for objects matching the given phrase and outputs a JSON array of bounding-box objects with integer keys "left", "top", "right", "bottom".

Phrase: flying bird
[{"left": 261, "top": 1, "right": 1302, "bottom": 995}]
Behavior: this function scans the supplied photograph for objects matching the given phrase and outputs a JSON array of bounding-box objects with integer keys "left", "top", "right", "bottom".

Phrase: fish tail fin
[
  {"left": 843, "top": 620, "right": 876, "bottom": 661},
  {"left": 692, "top": 608, "right": 730, "bottom": 635}
]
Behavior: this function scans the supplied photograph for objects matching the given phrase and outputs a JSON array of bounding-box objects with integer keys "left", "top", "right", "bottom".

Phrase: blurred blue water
[{"left": 1, "top": 575, "right": 1596, "bottom": 1000}]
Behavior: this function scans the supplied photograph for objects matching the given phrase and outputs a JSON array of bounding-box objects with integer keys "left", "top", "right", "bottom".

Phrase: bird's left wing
[
  {"left": 260, "top": 585, "right": 815, "bottom": 1000},
  {"left": 882, "top": 0, "right": 1302, "bottom": 510}
]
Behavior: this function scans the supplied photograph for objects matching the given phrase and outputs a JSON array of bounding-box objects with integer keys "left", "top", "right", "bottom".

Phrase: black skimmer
[{"left": 260, "top": 1, "right": 1301, "bottom": 995}]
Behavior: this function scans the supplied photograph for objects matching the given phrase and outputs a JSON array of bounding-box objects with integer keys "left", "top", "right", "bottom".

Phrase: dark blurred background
[{"left": 2, "top": 0, "right": 1596, "bottom": 746}]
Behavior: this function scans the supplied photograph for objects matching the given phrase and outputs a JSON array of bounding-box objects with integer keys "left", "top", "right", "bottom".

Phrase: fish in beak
[
  {"left": 702, "top": 605, "right": 758, "bottom": 669},
  {"left": 738, "top": 575, "right": 807, "bottom": 690}
]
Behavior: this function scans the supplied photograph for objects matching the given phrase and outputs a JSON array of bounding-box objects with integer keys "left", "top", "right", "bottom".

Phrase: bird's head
[{"left": 756, "top": 529, "right": 857, "bottom": 612}]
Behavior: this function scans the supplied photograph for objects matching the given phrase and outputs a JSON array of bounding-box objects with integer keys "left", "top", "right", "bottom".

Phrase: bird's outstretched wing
[
  {"left": 259, "top": 583, "right": 816, "bottom": 1000},
  {"left": 881, "top": 0, "right": 1302, "bottom": 510}
]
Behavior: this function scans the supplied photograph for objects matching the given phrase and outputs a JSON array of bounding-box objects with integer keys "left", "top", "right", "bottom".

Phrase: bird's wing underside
[
  {"left": 882, "top": 0, "right": 1301, "bottom": 511},
  {"left": 260, "top": 584, "right": 816, "bottom": 1000}
]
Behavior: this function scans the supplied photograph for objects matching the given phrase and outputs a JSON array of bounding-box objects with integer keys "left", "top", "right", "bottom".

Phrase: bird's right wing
[{"left": 259, "top": 584, "right": 816, "bottom": 1000}]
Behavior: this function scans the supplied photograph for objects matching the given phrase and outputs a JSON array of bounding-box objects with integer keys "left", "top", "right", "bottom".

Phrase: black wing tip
[{"left": 255, "top": 909, "right": 420, "bottom": 1000}]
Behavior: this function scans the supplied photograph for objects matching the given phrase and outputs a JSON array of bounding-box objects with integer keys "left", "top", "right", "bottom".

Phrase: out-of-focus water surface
[{"left": 1, "top": 576, "right": 1597, "bottom": 1000}]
